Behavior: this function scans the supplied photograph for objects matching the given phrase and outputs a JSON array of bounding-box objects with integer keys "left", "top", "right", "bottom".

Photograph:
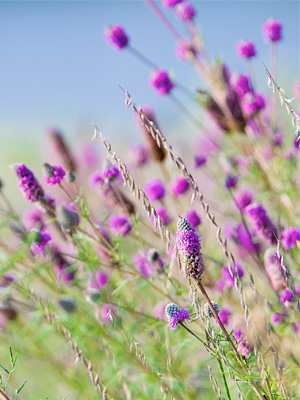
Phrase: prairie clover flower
[
  {"left": 262, "top": 19, "right": 282, "bottom": 42},
  {"left": 235, "top": 223, "right": 261, "bottom": 255},
  {"left": 231, "top": 74, "right": 251, "bottom": 97},
  {"left": 280, "top": 288, "right": 294, "bottom": 306},
  {"left": 222, "top": 263, "right": 244, "bottom": 289},
  {"left": 144, "top": 179, "right": 165, "bottom": 202},
  {"left": 185, "top": 209, "right": 201, "bottom": 228},
  {"left": 270, "top": 313, "right": 284, "bottom": 326},
  {"left": 90, "top": 163, "right": 120, "bottom": 186},
  {"left": 235, "top": 190, "right": 253, "bottom": 210},
  {"left": 104, "top": 25, "right": 129, "bottom": 50},
  {"left": 101, "top": 304, "right": 116, "bottom": 323},
  {"left": 236, "top": 40, "right": 256, "bottom": 59},
  {"left": 162, "top": 0, "right": 183, "bottom": 9},
  {"left": 151, "top": 206, "right": 173, "bottom": 226},
  {"left": 150, "top": 69, "right": 174, "bottom": 96},
  {"left": 242, "top": 93, "right": 265, "bottom": 116},
  {"left": 43, "top": 163, "right": 66, "bottom": 186},
  {"left": 204, "top": 301, "right": 219, "bottom": 318},
  {"left": 109, "top": 214, "right": 132, "bottom": 236},
  {"left": 30, "top": 229, "right": 51, "bottom": 256},
  {"left": 175, "top": 1, "right": 196, "bottom": 21},
  {"left": 134, "top": 249, "right": 163, "bottom": 278},
  {"left": 165, "top": 303, "right": 190, "bottom": 330},
  {"left": 233, "top": 328, "right": 251, "bottom": 357},
  {"left": 194, "top": 155, "right": 207, "bottom": 168},
  {"left": 24, "top": 208, "right": 44, "bottom": 230},
  {"left": 281, "top": 227, "right": 300, "bottom": 250},
  {"left": 170, "top": 176, "right": 189, "bottom": 196},
  {"left": 245, "top": 203, "right": 278, "bottom": 245},
  {"left": 13, "top": 163, "right": 45, "bottom": 203},
  {"left": 52, "top": 250, "right": 76, "bottom": 283},
  {"left": 218, "top": 306, "right": 232, "bottom": 325},
  {"left": 264, "top": 248, "right": 286, "bottom": 291},
  {"left": 90, "top": 271, "right": 108, "bottom": 289},
  {"left": 48, "top": 128, "right": 76, "bottom": 172},
  {"left": 176, "top": 39, "right": 196, "bottom": 62},
  {"left": 225, "top": 175, "right": 238, "bottom": 189},
  {"left": 129, "top": 145, "right": 148, "bottom": 167},
  {"left": 57, "top": 204, "right": 80, "bottom": 231},
  {"left": 176, "top": 216, "right": 205, "bottom": 279}
]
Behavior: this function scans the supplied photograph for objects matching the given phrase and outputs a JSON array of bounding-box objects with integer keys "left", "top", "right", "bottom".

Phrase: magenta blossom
[
  {"left": 170, "top": 176, "right": 189, "bottom": 196},
  {"left": 24, "top": 208, "right": 44, "bottom": 230},
  {"left": 101, "top": 304, "right": 116, "bottom": 323},
  {"left": 264, "top": 248, "right": 286, "bottom": 291},
  {"left": 175, "top": 1, "right": 196, "bottom": 21},
  {"left": 185, "top": 209, "right": 201, "bottom": 228},
  {"left": 129, "top": 145, "right": 148, "bottom": 167},
  {"left": 231, "top": 74, "right": 251, "bottom": 97},
  {"left": 153, "top": 301, "right": 169, "bottom": 320},
  {"left": 270, "top": 313, "right": 284, "bottom": 326},
  {"left": 222, "top": 262, "right": 244, "bottom": 289},
  {"left": 13, "top": 163, "right": 45, "bottom": 203},
  {"left": 162, "top": 0, "right": 183, "bottom": 8},
  {"left": 165, "top": 303, "right": 190, "bottom": 330},
  {"left": 236, "top": 41, "right": 256, "bottom": 59},
  {"left": 280, "top": 288, "right": 294, "bottom": 306},
  {"left": 176, "top": 39, "right": 196, "bottom": 62},
  {"left": 134, "top": 249, "right": 164, "bottom": 278},
  {"left": 104, "top": 25, "right": 129, "bottom": 50},
  {"left": 242, "top": 93, "right": 265, "bottom": 116},
  {"left": 30, "top": 230, "right": 51, "bottom": 256},
  {"left": 109, "top": 214, "right": 132, "bottom": 236},
  {"left": 151, "top": 206, "right": 173, "bottom": 227},
  {"left": 262, "top": 19, "right": 282, "bottom": 42},
  {"left": 43, "top": 163, "right": 66, "bottom": 186},
  {"left": 90, "top": 271, "right": 108, "bottom": 289},
  {"left": 245, "top": 203, "right": 278, "bottom": 245},
  {"left": 150, "top": 69, "right": 174, "bottom": 96},
  {"left": 236, "top": 190, "right": 253, "bottom": 210},
  {"left": 225, "top": 175, "right": 238, "bottom": 189},
  {"left": 281, "top": 227, "right": 300, "bottom": 250},
  {"left": 145, "top": 179, "right": 165, "bottom": 202},
  {"left": 218, "top": 306, "right": 232, "bottom": 325}
]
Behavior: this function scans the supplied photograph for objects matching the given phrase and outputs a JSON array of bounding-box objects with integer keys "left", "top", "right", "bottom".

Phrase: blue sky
[{"left": 0, "top": 0, "right": 299, "bottom": 166}]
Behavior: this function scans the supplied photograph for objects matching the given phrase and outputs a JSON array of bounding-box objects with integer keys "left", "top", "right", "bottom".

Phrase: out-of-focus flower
[
  {"left": 280, "top": 288, "right": 294, "bottom": 306},
  {"left": 43, "top": 163, "right": 66, "bottom": 186},
  {"left": 194, "top": 155, "right": 207, "bottom": 168},
  {"left": 203, "top": 302, "right": 219, "bottom": 318},
  {"left": 129, "top": 145, "right": 148, "bottom": 167},
  {"left": 176, "top": 217, "right": 204, "bottom": 279},
  {"left": 57, "top": 204, "right": 80, "bottom": 231},
  {"left": 235, "top": 223, "right": 261, "bottom": 255},
  {"left": 104, "top": 25, "right": 129, "bottom": 50},
  {"left": 52, "top": 249, "right": 76, "bottom": 284},
  {"left": 245, "top": 203, "right": 278, "bottom": 245},
  {"left": 48, "top": 128, "right": 76, "bottom": 172},
  {"left": 185, "top": 209, "right": 201, "bottom": 228},
  {"left": 175, "top": 1, "right": 196, "bottom": 21},
  {"left": 222, "top": 263, "right": 244, "bottom": 289},
  {"left": 145, "top": 179, "right": 165, "bottom": 202},
  {"left": 281, "top": 227, "right": 300, "bottom": 250},
  {"left": 270, "top": 313, "right": 284, "bottom": 326},
  {"left": 101, "top": 304, "right": 116, "bottom": 323},
  {"left": 165, "top": 303, "right": 190, "bottom": 330},
  {"left": 242, "top": 93, "right": 265, "bottom": 116},
  {"left": 218, "top": 306, "right": 232, "bottom": 325},
  {"left": 162, "top": 0, "right": 182, "bottom": 8},
  {"left": 233, "top": 328, "right": 251, "bottom": 357},
  {"left": 109, "top": 214, "right": 132, "bottom": 236},
  {"left": 176, "top": 39, "right": 196, "bottom": 62},
  {"left": 13, "top": 163, "right": 45, "bottom": 203},
  {"left": 90, "top": 271, "right": 108, "bottom": 289},
  {"left": 90, "top": 164, "right": 119, "bottom": 186},
  {"left": 30, "top": 229, "right": 51, "bottom": 256},
  {"left": 225, "top": 175, "right": 238, "bottom": 189},
  {"left": 264, "top": 248, "right": 286, "bottom": 291},
  {"left": 151, "top": 206, "right": 173, "bottom": 227},
  {"left": 150, "top": 70, "right": 175, "bottom": 96},
  {"left": 170, "top": 176, "right": 189, "bottom": 196},
  {"left": 134, "top": 249, "right": 163, "bottom": 278},
  {"left": 262, "top": 19, "right": 282, "bottom": 42},
  {"left": 236, "top": 41, "right": 256, "bottom": 58},
  {"left": 231, "top": 74, "right": 251, "bottom": 97},
  {"left": 235, "top": 190, "right": 253, "bottom": 210},
  {"left": 24, "top": 208, "right": 44, "bottom": 230}
]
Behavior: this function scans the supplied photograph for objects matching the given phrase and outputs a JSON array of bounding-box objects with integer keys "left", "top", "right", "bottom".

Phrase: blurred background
[{"left": 0, "top": 0, "right": 299, "bottom": 203}]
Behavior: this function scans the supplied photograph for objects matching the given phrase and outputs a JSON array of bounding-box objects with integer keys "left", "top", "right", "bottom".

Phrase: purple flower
[
  {"left": 225, "top": 175, "right": 238, "bottom": 189},
  {"left": 13, "top": 163, "right": 45, "bottom": 203},
  {"left": 134, "top": 249, "right": 163, "bottom": 278},
  {"left": 151, "top": 206, "right": 173, "bottom": 226},
  {"left": 162, "top": 0, "right": 183, "bottom": 8},
  {"left": 90, "top": 165, "right": 119, "bottom": 186},
  {"left": 218, "top": 306, "right": 232, "bottom": 325},
  {"left": 194, "top": 155, "right": 207, "bottom": 168},
  {"left": 264, "top": 248, "right": 286, "bottom": 291},
  {"left": 262, "top": 19, "right": 282, "bottom": 42},
  {"left": 144, "top": 179, "right": 165, "bottom": 202},
  {"left": 165, "top": 303, "right": 190, "bottom": 330},
  {"left": 0, "top": 275, "right": 14, "bottom": 288},
  {"left": 52, "top": 249, "right": 76, "bottom": 284},
  {"left": 236, "top": 41, "right": 256, "bottom": 59},
  {"left": 30, "top": 230, "right": 51, "bottom": 256},
  {"left": 176, "top": 217, "right": 205, "bottom": 279},
  {"left": 176, "top": 39, "right": 196, "bottom": 62},
  {"left": 233, "top": 329, "right": 243, "bottom": 342},
  {"left": 185, "top": 209, "right": 201, "bottom": 228},
  {"left": 57, "top": 204, "right": 80, "bottom": 231},
  {"left": 104, "top": 25, "right": 129, "bottom": 50},
  {"left": 242, "top": 93, "right": 265, "bottom": 116},
  {"left": 272, "top": 133, "right": 284, "bottom": 147},
  {"left": 235, "top": 223, "right": 261, "bottom": 255},
  {"left": 245, "top": 203, "right": 278, "bottom": 245},
  {"left": 109, "top": 214, "right": 132, "bottom": 237},
  {"left": 43, "top": 163, "right": 66, "bottom": 186},
  {"left": 231, "top": 74, "right": 251, "bottom": 97},
  {"left": 175, "top": 1, "right": 196, "bottom": 21},
  {"left": 129, "top": 145, "right": 148, "bottom": 167},
  {"left": 222, "top": 262, "right": 244, "bottom": 289},
  {"left": 150, "top": 69, "right": 174, "bottom": 96},
  {"left": 101, "top": 304, "right": 116, "bottom": 323},
  {"left": 281, "top": 227, "right": 300, "bottom": 250},
  {"left": 90, "top": 271, "right": 108, "bottom": 289},
  {"left": 270, "top": 313, "right": 283, "bottom": 326},
  {"left": 170, "top": 176, "right": 189, "bottom": 196},
  {"left": 236, "top": 190, "right": 253, "bottom": 210},
  {"left": 24, "top": 208, "right": 44, "bottom": 230},
  {"left": 280, "top": 288, "right": 294, "bottom": 306},
  {"left": 237, "top": 340, "right": 251, "bottom": 357}
]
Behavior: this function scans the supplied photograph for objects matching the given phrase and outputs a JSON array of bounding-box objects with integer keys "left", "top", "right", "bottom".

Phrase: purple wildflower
[
  {"left": 262, "top": 19, "right": 282, "bottom": 42},
  {"left": 264, "top": 248, "right": 286, "bottom": 291},
  {"left": 13, "top": 163, "right": 45, "bottom": 203},
  {"left": 185, "top": 209, "right": 201, "bottom": 228},
  {"left": 280, "top": 288, "right": 293, "bottom": 306},
  {"left": 218, "top": 306, "right": 232, "bottom": 325},
  {"left": 245, "top": 203, "right": 278, "bottom": 245},
  {"left": 235, "top": 190, "right": 253, "bottom": 210},
  {"left": 90, "top": 165, "right": 119, "bottom": 187},
  {"left": 129, "top": 145, "right": 148, "bottom": 167},
  {"left": 150, "top": 69, "right": 174, "bottom": 96},
  {"left": 175, "top": 1, "right": 196, "bottom": 21},
  {"left": 43, "top": 163, "right": 66, "bottom": 186},
  {"left": 281, "top": 227, "right": 300, "bottom": 250},
  {"left": 134, "top": 249, "right": 163, "bottom": 278},
  {"left": 176, "top": 217, "right": 205, "bottom": 279},
  {"left": 272, "top": 133, "right": 284, "bottom": 147},
  {"left": 222, "top": 262, "right": 244, "bottom": 289},
  {"left": 175, "top": 39, "right": 196, "bottom": 62},
  {"left": 233, "top": 329, "right": 243, "bottom": 342},
  {"left": 144, "top": 179, "right": 165, "bottom": 202},
  {"left": 225, "top": 175, "right": 238, "bottom": 189},
  {"left": 170, "top": 176, "right": 190, "bottom": 196},
  {"left": 194, "top": 155, "right": 207, "bottom": 168},
  {"left": 236, "top": 41, "right": 256, "bottom": 59},
  {"left": 57, "top": 204, "right": 80, "bottom": 231},
  {"left": 109, "top": 214, "right": 132, "bottom": 237},
  {"left": 101, "top": 304, "right": 116, "bottom": 323},
  {"left": 231, "top": 74, "right": 251, "bottom": 97},
  {"left": 162, "top": 0, "right": 183, "bottom": 8},
  {"left": 242, "top": 93, "right": 265, "bottom": 116},
  {"left": 104, "top": 25, "right": 129, "bottom": 50},
  {"left": 165, "top": 303, "right": 190, "bottom": 330},
  {"left": 90, "top": 271, "right": 108, "bottom": 289},
  {"left": 235, "top": 223, "right": 261, "bottom": 255},
  {"left": 52, "top": 249, "right": 76, "bottom": 284},
  {"left": 237, "top": 340, "right": 251, "bottom": 357},
  {"left": 30, "top": 230, "right": 51, "bottom": 256},
  {"left": 24, "top": 208, "right": 44, "bottom": 230},
  {"left": 151, "top": 206, "right": 173, "bottom": 226},
  {"left": 270, "top": 313, "right": 283, "bottom": 326}
]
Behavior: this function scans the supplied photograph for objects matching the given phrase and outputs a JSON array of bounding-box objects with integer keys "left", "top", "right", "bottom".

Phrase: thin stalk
[{"left": 217, "top": 356, "right": 232, "bottom": 400}]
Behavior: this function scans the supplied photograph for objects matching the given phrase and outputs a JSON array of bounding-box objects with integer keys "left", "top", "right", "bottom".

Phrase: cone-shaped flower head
[
  {"left": 245, "top": 203, "right": 278, "bottom": 245},
  {"left": 262, "top": 19, "right": 282, "bottom": 43},
  {"left": 43, "top": 163, "right": 66, "bottom": 186},
  {"left": 175, "top": 1, "right": 196, "bottom": 21},
  {"left": 150, "top": 69, "right": 174, "bottom": 96},
  {"left": 236, "top": 41, "right": 256, "bottom": 58},
  {"left": 165, "top": 303, "right": 190, "bottom": 330},
  {"left": 13, "top": 163, "right": 45, "bottom": 203},
  {"left": 176, "top": 216, "right": 205, "bottom": 279},
  {"left": 30, "top": 229, "right": 51, "bottom": 256},
  {"left": 264, "top": 248, "right": 286, "bottom": 291},
  {"left": 281, "top": 227, "right": 300, "bottom": 250},
  {"left": 57, "top": 204, "right": 80, "bottom": 231},
  {"left": 204, "top": 301, "right": 219, "bottom": 318},
  {"left": 145, "top": 179, "right": 165, "bottom": 202},
  {"left": 104, "top": 25, "right": 129, "bottom": 50}
]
